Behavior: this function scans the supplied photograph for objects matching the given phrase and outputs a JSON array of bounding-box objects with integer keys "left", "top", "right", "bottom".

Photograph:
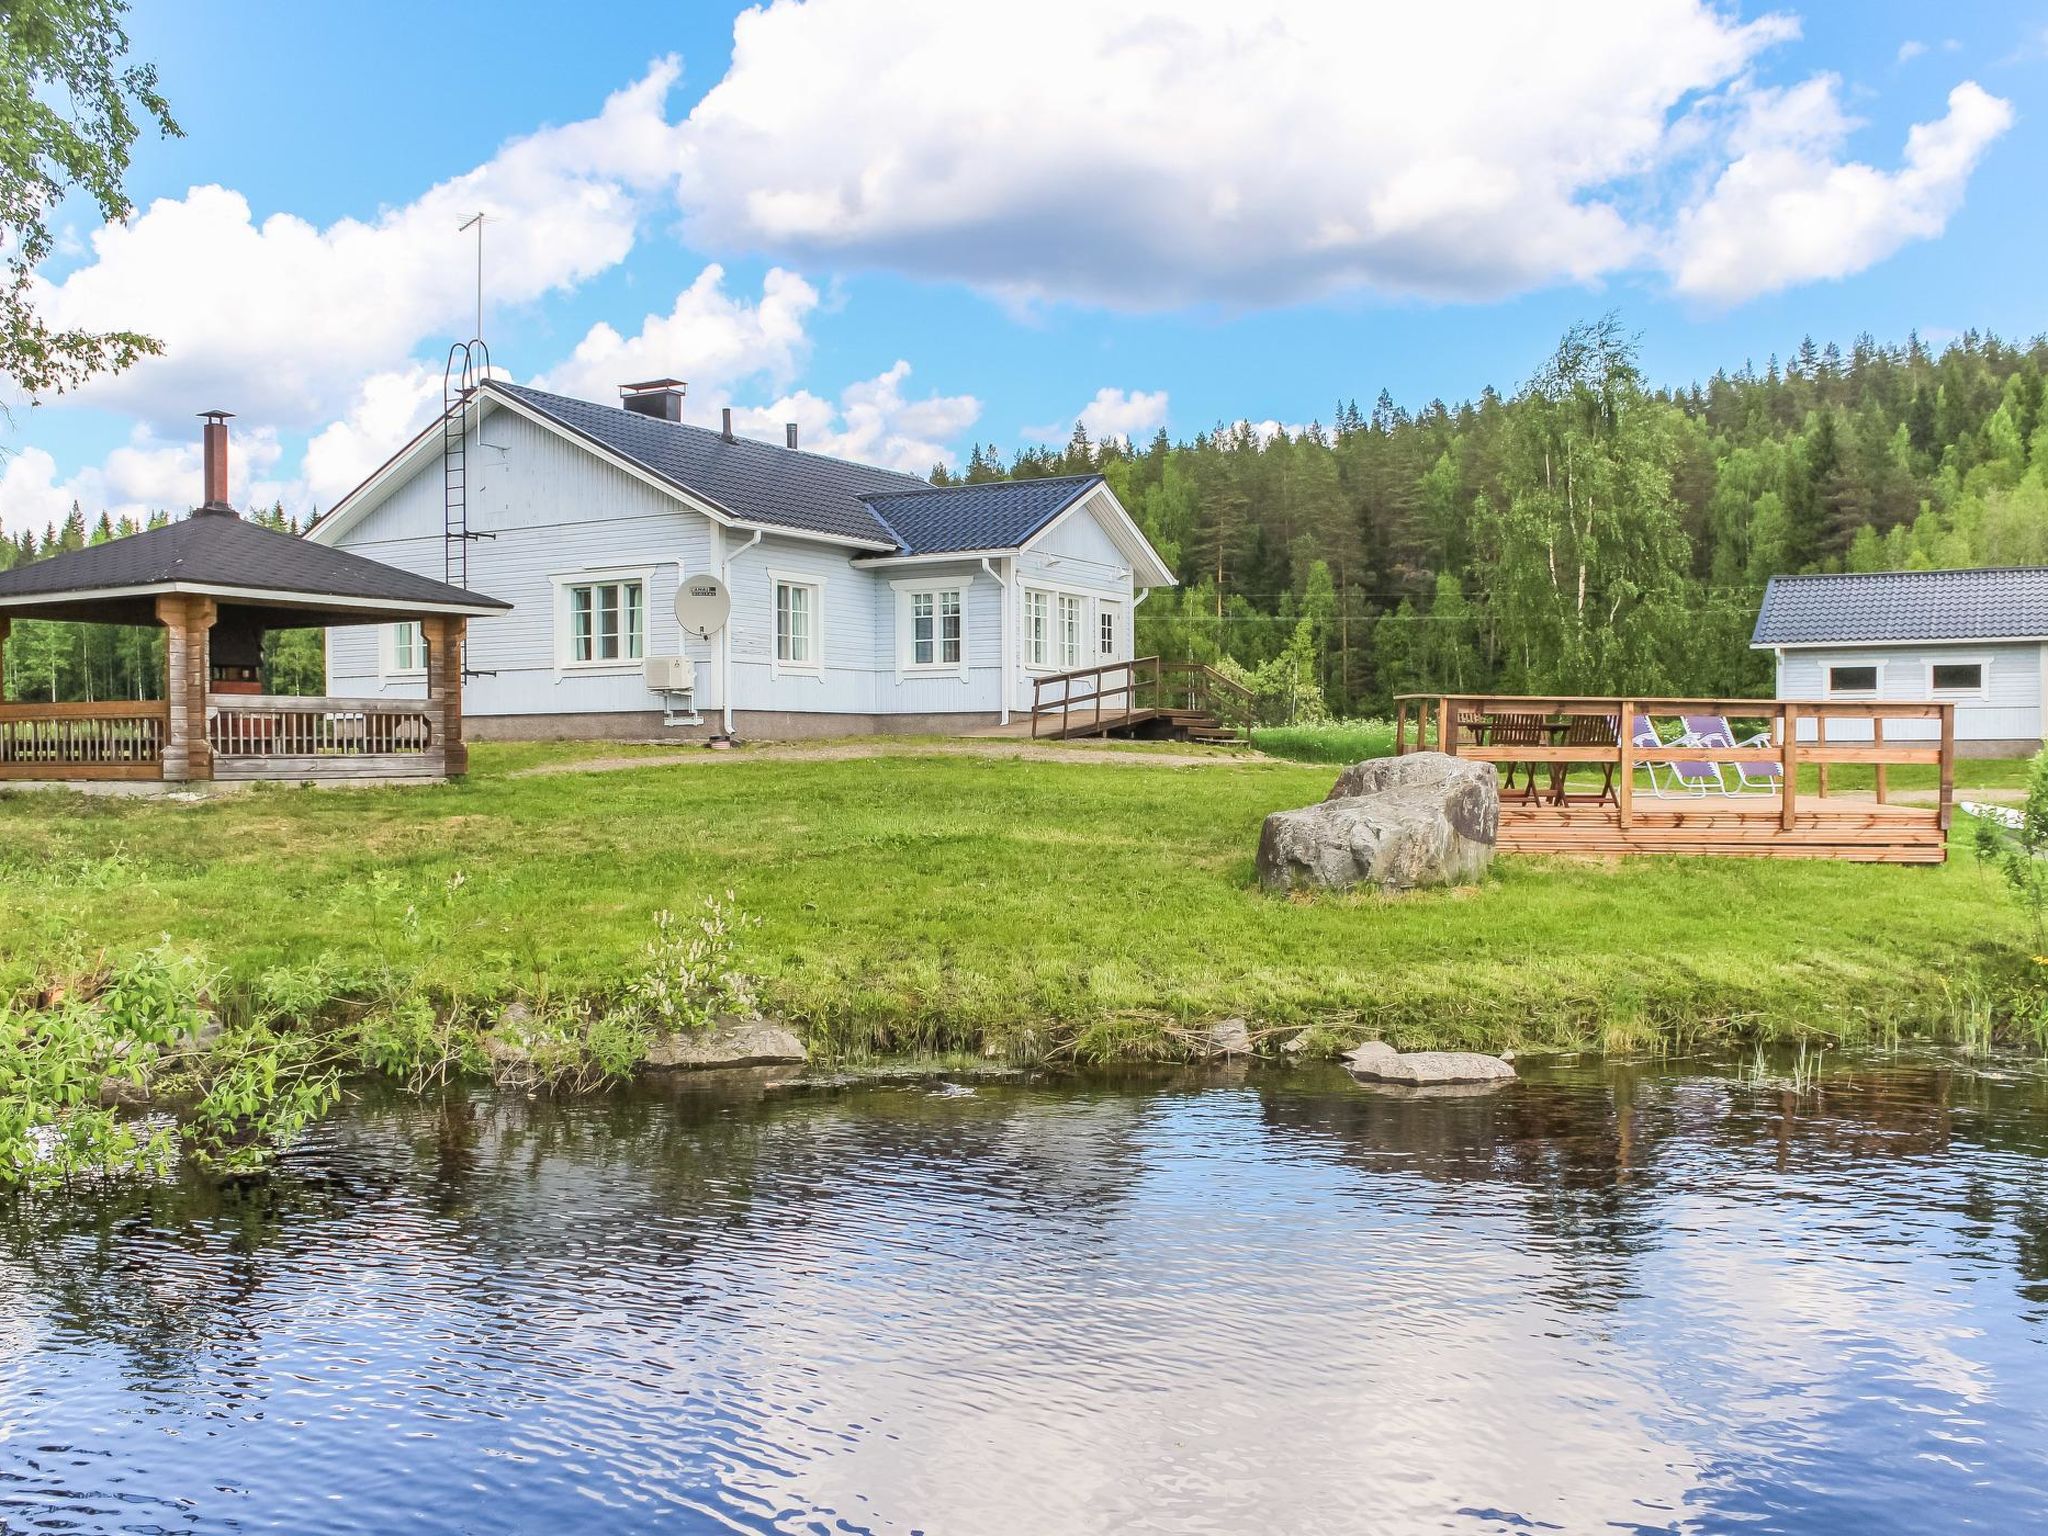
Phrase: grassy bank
[{"left": 0, "top": 740, "right": 2036, "bottom": 1065}]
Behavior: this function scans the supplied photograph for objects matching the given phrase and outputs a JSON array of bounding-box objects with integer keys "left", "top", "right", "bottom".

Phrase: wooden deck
[{"left": 1395, "top": 694, "right": 1956, "bottom": 863}]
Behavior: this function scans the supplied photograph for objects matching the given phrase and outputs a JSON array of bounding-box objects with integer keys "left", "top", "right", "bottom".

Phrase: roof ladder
[{"left": 442, "top": 339, "right": 497, "bottom": 679}]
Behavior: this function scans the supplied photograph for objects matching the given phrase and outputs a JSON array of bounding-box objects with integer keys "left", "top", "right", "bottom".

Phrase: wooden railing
[
  {"left": 1029, "top": 656, "right": 1253, "bottom": 741},
  {"left": 1393, "top": 694, "right": 1957, "bottom": 833},
  {"left": 0, "top": 701, "right": 169, "bottom": 780},
  {"left": 206, "top": 695, "right": 439, "bottom": 780}
]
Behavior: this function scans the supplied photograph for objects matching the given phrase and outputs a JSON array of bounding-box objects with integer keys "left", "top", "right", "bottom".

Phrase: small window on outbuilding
[
  {"left": 1931, "top": 662, "right": 1984, "bottom": 693},
  {"left": 1827, "top": 664, "right": 1879, "bottom": 695}
]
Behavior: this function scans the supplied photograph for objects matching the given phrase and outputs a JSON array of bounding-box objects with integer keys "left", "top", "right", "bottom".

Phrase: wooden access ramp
[
  {"left": 1030, "top": 657, "right": 1254, "bottom": 743},
  {"left": 1393, "top": 694, "right": 1956, "bottom": 863}
]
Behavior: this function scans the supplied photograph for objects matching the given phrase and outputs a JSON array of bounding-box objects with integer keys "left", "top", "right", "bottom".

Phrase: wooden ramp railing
[
  {"left": 1029, "top": 657, "right": 1253, "bottom": 742},
  {"left": 0, "top": 701, "right": 169, "bottom": 780},
  {"left": 1393, "top": 694, "right": 1956, "bottom": 863}
]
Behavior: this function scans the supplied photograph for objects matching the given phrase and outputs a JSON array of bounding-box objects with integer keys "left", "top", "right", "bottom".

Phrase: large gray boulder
[
  {"left": 1344, "top": 1039, "right": 1516, "bottom": 1085},
  {"left": 1256, "top": 752, "right": 1498, "bottom": 892}
]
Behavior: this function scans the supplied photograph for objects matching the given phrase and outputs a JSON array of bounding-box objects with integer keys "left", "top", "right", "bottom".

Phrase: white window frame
[
  {"left": 552, "top": 567, "right": 654, "bottom": 673},
  {"left": 1822, "top": 659, "right": 1885, "bottom": 699},
  {"left": 1927, "top": 654, "right": 1990, "bottom": 701},
  {"left": 1056, "top": 592, "right": 1084, "bottom": 670},
  {"left": 891, "top": 576, "right": 974, "bottom": 681},
  {"left": 768, "top": 568, "right": 826, "bottom": 678},
  {"left": 1024, "top": 587, "right": 1053, "bottom": 671},
  {"left": 1097, "top": 601, "right": 1121, "bottom": 660},
  {"left": 380, "top": 620, "right": 426, "bottom": 681}
]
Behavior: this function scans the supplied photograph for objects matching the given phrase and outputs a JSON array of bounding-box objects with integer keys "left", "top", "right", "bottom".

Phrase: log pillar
[
  {"left": 157, "top": 593, "right": 216, "bottom": 781},
  {"left": 0, "top": 615, "right": 10, "bottom": 702},
  {"left": 423, "top": 614, "right": 469, "bottom": 777}
]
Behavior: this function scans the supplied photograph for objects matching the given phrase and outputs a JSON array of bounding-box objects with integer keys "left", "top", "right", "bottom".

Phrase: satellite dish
[{"left": 674, "top": 573, "right": 732, "bottom": 639}]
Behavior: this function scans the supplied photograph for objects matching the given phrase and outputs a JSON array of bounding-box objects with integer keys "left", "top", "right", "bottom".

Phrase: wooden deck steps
[{"left": 1497, "top": 796, "right": 1947, "bottom": 863}]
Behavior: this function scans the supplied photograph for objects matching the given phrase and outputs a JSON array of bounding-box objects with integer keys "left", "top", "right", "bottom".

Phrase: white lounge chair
[
  {"left": 1684, "top": 713, "right": 1782, "bottom": 796},
  {"left": 1633, "top": 715, "right": 1723, "bottom": 797}
]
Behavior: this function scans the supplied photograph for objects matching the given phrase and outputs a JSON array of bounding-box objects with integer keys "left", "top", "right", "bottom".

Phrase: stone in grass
[
  {"left": 642, "top": 1016, "right": 808, "bottom": 1070},
  {"left": 1343, "top": 1039, "right": 1516, "bottom": 1086},
  {"left": 1199, "top": 1017, "right": 1253, "bottom": 1057},
  {"left": 1256, "top": 751, "right": 1498, "bottom": 894}
]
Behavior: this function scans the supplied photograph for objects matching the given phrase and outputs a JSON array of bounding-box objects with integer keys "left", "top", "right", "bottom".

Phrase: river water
[{"left": 2, "top": 1056, "right": 2046, "bottom": 1534}]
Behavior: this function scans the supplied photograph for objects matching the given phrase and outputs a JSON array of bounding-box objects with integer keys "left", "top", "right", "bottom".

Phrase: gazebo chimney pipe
[{"left": 198, "top": 410, "right": 235, "bottom": 514}]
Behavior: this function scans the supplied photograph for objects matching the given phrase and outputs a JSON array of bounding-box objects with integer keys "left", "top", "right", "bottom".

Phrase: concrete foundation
[
  {"left": 1959, "top": 738, "right": 2043, "bottom": 759},
  {"left": 465, "top": 709, "right": 1004, "bottom": 743}
]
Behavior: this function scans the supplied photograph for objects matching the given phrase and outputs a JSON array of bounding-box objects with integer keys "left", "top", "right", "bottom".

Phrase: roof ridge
[
  {"left": 493, "top": 380, "right": 930, "bottom": 488},
  {"left": 861, "top": 472, "right": 1101, "bottom": 503},
  {"left": 1769, "top": 565, "right": 2048, "bottom": 581}
]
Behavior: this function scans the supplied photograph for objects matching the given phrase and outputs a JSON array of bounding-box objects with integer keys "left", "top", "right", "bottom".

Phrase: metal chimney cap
[
  {"left": 198, "top": 408, "right": 235, "bottom": 422},
  {"left": 619, "top": 378, "right": 686, "bottom": 395}
]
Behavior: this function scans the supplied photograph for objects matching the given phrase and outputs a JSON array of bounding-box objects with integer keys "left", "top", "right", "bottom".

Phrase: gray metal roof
[
  {"left": 489, "top": 384, "right": 1116, "bottom": 559},
  {"left": 1752, "top": 567, "right": 2048, "bottom": 646},
  {"left": 0, "top": 510, "right": 509, "bottom": 617},
  {"left": 493, "top": 382, "right": 925, "bottom": 546},
  {"left": 858, "top": 475, "right": 1101, "bottom": 557}
]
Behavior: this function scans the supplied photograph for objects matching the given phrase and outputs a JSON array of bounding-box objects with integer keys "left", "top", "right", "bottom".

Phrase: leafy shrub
[
  {"left": 1973, "top": 749, "right": 2048, "bottom": 950},
  {"left": 629, "top": 893, "right": 759, "bottom": 1035},
  {"left": 177, "top": 1024, "right": 338, "bottom": 1176},
  {"left": 0, "top": 943, "right": 210, "bottom": 1189},
  {"left": 345, "top": 994, "right": 486, "bottom": 1092}
]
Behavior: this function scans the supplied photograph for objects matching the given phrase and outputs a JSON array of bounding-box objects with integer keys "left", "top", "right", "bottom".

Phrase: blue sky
[{"left": 4, "top": 0, "right": 2045, "bottom": 534}]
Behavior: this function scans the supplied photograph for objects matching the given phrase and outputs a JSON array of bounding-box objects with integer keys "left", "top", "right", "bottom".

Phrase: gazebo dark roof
[{"left": 0, "top": 507, "right": 509, "bottom": 626}]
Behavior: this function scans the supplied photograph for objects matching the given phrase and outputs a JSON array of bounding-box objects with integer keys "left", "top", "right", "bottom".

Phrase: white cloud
[
  {"left": 671, "top": 0, "right": 1787, "bottom": 308},
  {"left": 30, "top": 60, "right": 688, "bottom": 431},
  {"left": 733, "top": 360, "right": 979, "bottom": 473},
  {"left": 533, "top": 264, "right": 820, "bottom": 407},
  {"left": 299, "top": 365, "right": 447, "bottom": 509},
  {"left": 1026, "top": 386, "right": 1169, "bottom": 445},
  {"left": 1669, "top": 80, "right": 2014, "bottom": 304},
  {"left": 0, "top": 422, "right": 285, "bottom": 537},
  {"left": 670, "top": 0, "right": 2010, "bottom": 312},
  {"left": 1897, "top": 40, "right": 1927, "bottom": 64}
]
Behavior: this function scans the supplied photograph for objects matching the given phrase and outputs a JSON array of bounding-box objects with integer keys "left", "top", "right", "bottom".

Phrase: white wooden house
[
  {"left": 1752, "top": 567, "right": 2048, "bottom": 756},
  {"left": 308, "top": 379, "right": 1174, "bottom": 739}
]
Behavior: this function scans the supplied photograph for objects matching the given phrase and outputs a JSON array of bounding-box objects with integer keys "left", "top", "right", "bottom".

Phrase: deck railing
[
  {"left": 206, "top": 695, "right": 440, "bottom": 780},
  {"left": 1393, "top": 694, "right": 1957, "bottom": 835},
  {"left": 0, "top": 701, "right": 169, "bottom": 780},
  {"left": 1029, "top": 657, "right": 1253, "bottom": 741}
]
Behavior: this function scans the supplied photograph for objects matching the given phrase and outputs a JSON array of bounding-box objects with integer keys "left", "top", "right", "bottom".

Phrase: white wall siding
[
  {"left": 327, "top": 407, "right": 1158, "bottom": 728},
  {"left": 328, "top": 408, "right": 716, "bottom": 717},
  {"left": 1011, "top": 499, "right": 1138, "bottom": 712},
  {"left": 1774, "top": 642, "right": 2042, "bottom": 744}
]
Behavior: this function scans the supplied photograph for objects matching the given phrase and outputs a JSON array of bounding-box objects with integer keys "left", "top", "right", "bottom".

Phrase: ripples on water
[{"left": 2, "top": 1057, "right": 2047, "bottom": 1534}]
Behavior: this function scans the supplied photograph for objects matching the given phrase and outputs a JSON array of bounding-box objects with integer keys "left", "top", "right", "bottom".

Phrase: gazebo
[{"left": 0, "top": 412, "right": 508, "bottom": 787}]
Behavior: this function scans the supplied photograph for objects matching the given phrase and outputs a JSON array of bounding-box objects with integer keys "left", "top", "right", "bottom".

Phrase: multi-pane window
[
  {"left": 1057, "top": 594, "right": 1083, "bottom": 669},
  {"left": 910, "top": 588, "right": 963, "bottom": 667},
  {"left": 388, "top": 621, "right": 424, "bottom": 673},
  {"left": 1026, "top": 589, "right": 1052, "bottom": 667},
  {"left": 776, "top": 580, "right": 818, "bottom": 666},
  {"left": 1099, "top": 610, "right": 1116, "bottom": 657},
  {"left": 568, "top": 580, "right": 645, "bottom": 664}
]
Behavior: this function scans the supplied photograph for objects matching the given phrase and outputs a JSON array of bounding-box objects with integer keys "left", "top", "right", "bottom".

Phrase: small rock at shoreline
[
  {"left": 1344, "top": 1039, "right": 1516, "bottom": 1085},
  {"left": 1200, "top": 1018, "right": 1253, "bottom": 1058}
]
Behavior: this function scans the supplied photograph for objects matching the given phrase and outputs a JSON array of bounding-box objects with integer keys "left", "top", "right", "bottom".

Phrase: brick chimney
[{"left": 197, "top": 410, "right": 236, "bottom": 515}]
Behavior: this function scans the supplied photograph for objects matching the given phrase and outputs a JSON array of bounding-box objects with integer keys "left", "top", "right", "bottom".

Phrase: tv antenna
[{"left": 459, "top": 211, "right": 487, "bottom": 347}]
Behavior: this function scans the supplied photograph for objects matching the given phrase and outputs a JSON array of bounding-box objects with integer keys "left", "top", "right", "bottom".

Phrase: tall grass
[{"left": 1252, "top": 718, "right": 1398, "bottom": 765}]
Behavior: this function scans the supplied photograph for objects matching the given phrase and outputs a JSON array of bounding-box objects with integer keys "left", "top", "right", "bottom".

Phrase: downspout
[
  {"left": 721, "top": 528, "right": 764, "bottom": 734},
  {"left": 981, "top": 556, "right": 1010, "bottom": 725}
]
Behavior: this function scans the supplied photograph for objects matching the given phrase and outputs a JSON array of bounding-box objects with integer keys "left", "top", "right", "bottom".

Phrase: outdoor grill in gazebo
[{"left": 0, "top": 412, "right": 508, "bottom": 787}]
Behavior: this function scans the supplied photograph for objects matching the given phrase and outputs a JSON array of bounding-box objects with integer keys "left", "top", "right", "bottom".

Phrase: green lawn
[{"left": 0, "top": 740, "right": 2031, "bottom": 1058}]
